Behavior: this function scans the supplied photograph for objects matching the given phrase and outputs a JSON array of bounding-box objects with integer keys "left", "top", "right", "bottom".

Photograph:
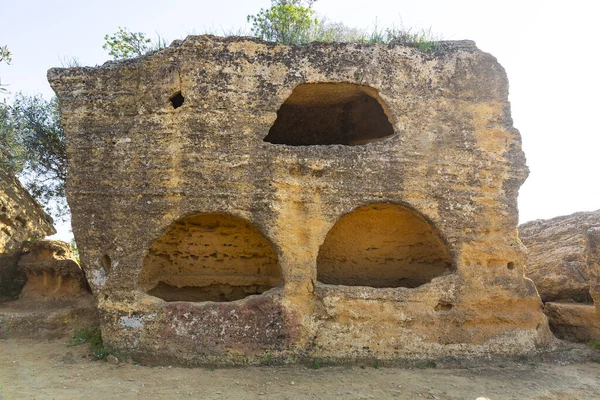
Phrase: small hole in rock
[
  {"left": 101, "top": 254, "right": 111, "bottom": 273},
  {"left": 170, "top": 92, "right": 184, "bottom": 109},
  {"left": 507, "top": 262, "right": 515, "bottom": 270},
  {"left": 435, "top": 302, "right": 453, "bottom": 312}
]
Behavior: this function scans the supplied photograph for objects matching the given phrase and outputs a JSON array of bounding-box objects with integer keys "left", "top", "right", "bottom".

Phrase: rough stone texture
[
  {"left": 17, "top": 240, "right": 92, "bottom": 302},
  {"left": 0, "top": 170, "right": 56, "bottom": 300},
  {"left": 543, "top": 302, "right": 600, "bottom": 342},
  {"left": 0, "top": 240, "right": 97, "bottom": 339},
  {"left": 48, "top": 35, "right": 554, "bottom": 365},
  {"left": 520, "top": 210, "right": 600, "bottom": 303},
  {"left": 520, "top": 210, "right": 600, "bottom": 341},
  {"left": 139, "top": 213, "right": 282, "bottom": 302}
]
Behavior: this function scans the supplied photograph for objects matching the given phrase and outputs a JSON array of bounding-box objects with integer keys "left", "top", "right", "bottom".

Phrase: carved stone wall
[{"left": 48, "top": 36, "right": 553, "bottom": 365}]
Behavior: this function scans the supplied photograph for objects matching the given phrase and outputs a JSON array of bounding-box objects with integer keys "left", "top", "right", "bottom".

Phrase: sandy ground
[{"left": 1, "top": 339, "right": 600, "bottom": 400}]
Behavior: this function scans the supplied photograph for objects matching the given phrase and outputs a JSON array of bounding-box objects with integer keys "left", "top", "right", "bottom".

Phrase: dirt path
[{"left": 1, "top": 339, "right": 600, "bottom": 399}]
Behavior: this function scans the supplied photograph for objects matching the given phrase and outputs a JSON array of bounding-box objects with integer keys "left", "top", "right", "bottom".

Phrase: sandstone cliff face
[
  {"left": 520, "top": 210, "right": 600, "bottom": 302},
  {"left": 0, "top": 170, "right": 55, "bottom": 299},
  {"left": 520, "top": 210, "right": 600, "bottom": 341},
  {"left": 48, "top": 36, "right": 554, "bottom": 365}
]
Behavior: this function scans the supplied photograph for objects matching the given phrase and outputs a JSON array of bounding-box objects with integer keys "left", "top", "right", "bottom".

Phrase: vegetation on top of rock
[
  {"left": 103, "top": 1, "right": 442, "bottom": 61},
  {"left": 103, "top": 27, "right": 168, "bottom": 60},
  {"left": 248, "top": 0, "right": 317, "bottom": 45},
  {"left": 247, "top": 0, "right": 441, "bottom": 49}
]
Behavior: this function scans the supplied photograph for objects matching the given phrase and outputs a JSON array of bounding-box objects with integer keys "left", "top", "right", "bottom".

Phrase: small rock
[
  {"left": 290, "top": 381, "right": 295, "bottom": 385},
  {"left": 106, "top": 355, "right": 119, "bottom": 365}
]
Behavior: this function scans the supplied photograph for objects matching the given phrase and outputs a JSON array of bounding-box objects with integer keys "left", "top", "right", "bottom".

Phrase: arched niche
[
  {"left": 317, "top": 203, "right": 452, "bottom": 288},
  {"left": 264, "top": 83, "right": 395, "bottom": 146},
  {"left": 139, "top": 213, "right": 282, "bottom": 302}
]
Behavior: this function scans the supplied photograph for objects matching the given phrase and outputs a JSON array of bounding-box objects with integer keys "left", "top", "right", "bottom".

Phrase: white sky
[{"left": 1, "top": 0, "right": 598, "bottom": 241}]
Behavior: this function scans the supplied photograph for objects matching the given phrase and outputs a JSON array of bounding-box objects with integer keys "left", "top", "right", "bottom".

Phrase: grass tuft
[
  {"left": 67, "top": 326, "right": 109, "bottom": 360},
  {"left": 416, "top": 360, "right": 437, "bottom": 369},
  {"left": 589, "top": 340, "right": 600, "bottom": 350}
]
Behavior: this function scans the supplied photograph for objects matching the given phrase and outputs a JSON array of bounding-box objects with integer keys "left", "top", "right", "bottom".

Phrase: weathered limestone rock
[
  {"left": 520, "top": 210, "right": 600, "bottom": 303},
  {"left": 0, "top": 170, "right": 55, "bottom": 300},
  {"left": 520, "top": 210, "right": 600, "bottom": 341},
  {"left": 543, "top": 302, "right": 600, "bottom": 341},
  {"left": 0, "top": 240, "right": 97, "bottom": 339},
  {"left": 17, "top": 240, "right": 91, "bottom": 302},
  {"left": 48, "top": 35, "right": 554, "bottom": 365}
]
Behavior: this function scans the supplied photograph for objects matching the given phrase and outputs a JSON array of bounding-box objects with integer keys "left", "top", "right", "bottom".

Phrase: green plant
[
  {"left": 311, "top": 359, "right": 322, "bottom": 369},
  {"left": 58, "top": 55, "right": 81, "bottom": 68},
  {"left": 0, "top": 45, "right": 10, "bottom": 64},
  {"left": 0, "top": 45, "right": 11, "bottom": 94},
  {"left": 247, "top": 1, "right": 317, "bottom": 44},
  {"left": 416, "top": 360, "right": 437, "bottom": 369},
  {"left": 67, "top": 326, "right": 108, "bottom": 360},
  {"left": 103, "top": 27, "right": 152, "bottom": 60},
  {"left": 262, "top": 353, "right": 274, "bottom": 365},
  {"left": 311, "top": 17, "right": 442, "bottom": 50},
  {"left": 589, "top": 340, "right": 600, "bottom": 350},
  {"left": 0, "top": 94, "right": 69, "bottom": 219},
  {"left": 102, "top": 27, "right": 169, "bottom": 60},
  {"left": 70, "top": 239, "right": 81, "bottom": 264},
  {"left": 92, "top": 347, "right": 110, "bottom": 361}
]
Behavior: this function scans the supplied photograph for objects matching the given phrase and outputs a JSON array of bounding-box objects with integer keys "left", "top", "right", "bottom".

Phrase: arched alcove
[
  {"left": 317, "top": 203, "right": 452, "bottom": 288},
  {"left": 264, "top": 83, "right": 395, "bottom": 146},
  {"left": 139, "top": 213, "right": 282, "bottom": 302}
]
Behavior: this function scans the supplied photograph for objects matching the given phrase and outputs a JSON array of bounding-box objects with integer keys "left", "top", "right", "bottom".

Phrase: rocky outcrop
[
  {"left": 17, "top": 240, "right": 91, "bottom": 302},
  {"left": 0, "top": 170, "right": 55, "bottom": 300},
  {"left": 543, "top": 302, "right": 600, "bottom": 341},
  {"left": 48, "top": 35, "right": 554, "bottom": 365},
  {"left": 520, "top": 210, "right": 600, "bottom": 303},
  {"left": 520, "top": 210, "right": 600, "bottom": 341},
  {"left": 0, "top": 240, "right": 96, "bottom": 339}
]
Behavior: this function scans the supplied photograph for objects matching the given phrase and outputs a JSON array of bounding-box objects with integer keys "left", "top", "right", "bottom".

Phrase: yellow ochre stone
[{"left": 47, "top": 35, "right": 555, "bottom": 365}]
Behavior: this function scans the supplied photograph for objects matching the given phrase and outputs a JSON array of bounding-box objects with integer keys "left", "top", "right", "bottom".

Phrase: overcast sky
[{"left": 1, "top": 0, "right": 598, "bottom": 240}]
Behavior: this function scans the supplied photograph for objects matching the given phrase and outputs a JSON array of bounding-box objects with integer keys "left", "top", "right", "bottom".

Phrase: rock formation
[
  {"left": 0, "top": 240, "right": 96, "bottom": 339},
  {"left": 520, "top": 210, "right": 600, "bottom": 341},
  {"left": 48, "top": 35, "right": 555, "bottom": 365},
  {"left": 0, "top": 170, "right": 55, "bottom": 300},
  {"left": 520, "top": 210, "right": 600, "bottom": 303},
  {"left": 17, "top": 240, "right": 91, "bottom": 302}
]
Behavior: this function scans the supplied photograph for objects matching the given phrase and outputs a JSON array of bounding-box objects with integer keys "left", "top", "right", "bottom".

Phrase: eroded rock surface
[
  {"left": 0, "top": 170, "right": 55, "bottom": 300},
  {"left": 17, "top": 240, "right": 91, "bottom": 303},
  {"left": 48, "top": 36, "right": 554, "bottom": 365},
  {"left": 543, "top": 302, "right": 600, "bottom": 341},
  {"left": 0, "top": 240, "right": 96, "bottom": 339},
  {"left": 520, "top": 210, "right": 600, "bottom": 303}
]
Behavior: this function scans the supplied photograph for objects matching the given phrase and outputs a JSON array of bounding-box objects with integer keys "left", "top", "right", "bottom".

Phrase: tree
[
  {"left": 103, "top": 27, "right": 152, "bottom": 60},
  {"left": 0, "top": 45, "right": 11, "bottom": 93},
  {"left": 0, "top": 95, "right": 68, "bottom": 219},
  {"left": 247, "top": 0, "right": 318, "bottom": 44},
  {"left": 103, "top": 27, "right": 168, "bottom": 60}
]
